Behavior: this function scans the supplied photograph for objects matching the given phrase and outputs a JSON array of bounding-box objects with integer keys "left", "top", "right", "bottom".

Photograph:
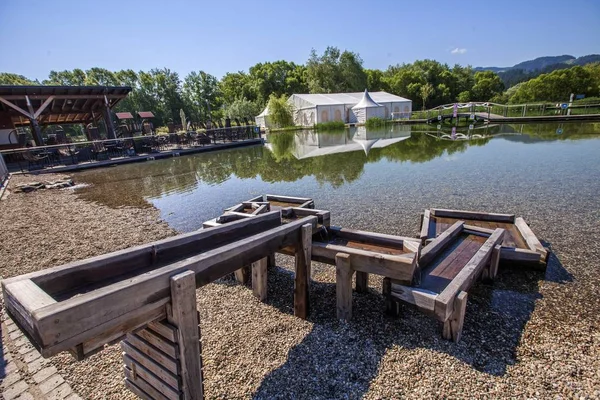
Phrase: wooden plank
[
  {"left": 514, "top": 217, "right": 547, "bottom": 261},
  {"left": 290, "top": 208, "right": 330, "bottom": 227},
  {"left": 169, "top": 271, "right": 203, "bottom": 400},
  {"left": 419, "top": 221, "right": 464, "bottom": 267},
  {"left": 2, "top": 280, "right": 56, "bottom": 338},
  {"left": 135, "top": 328, "right": 179, "bottom": 359},
  {"left": 420, "top": 209, "right": 431, "bottom": 241},
  {"left": 403, "top": 240, "right": 421, "bottom": 254},
  {"left": 389, "top": 283, "right": 438, "bottom": 314},
  {"left": 121, "top": 341, "right": 180, "bottom": 390},
  {"left": 245, "top": 195, "right": 264, "bottom": 202},
  {"left": 435, "top": 228, "right": 505, "bottom": 321},
  {"left": 355, "top": 271, "right": 368, "bottom": 293},
  {"left": 442, "top": 291, "right": 467, "bottom": 342},
  {"left": 431, "top": 208, "right": 515, "bottom": 223},
  {"left": 499, "top": 247, "right": 541, "bottom": 263},
  {"left": 217, "top": 212, "right": 253, "bottom": 223},
  {"left": 489, "top": 245, "right": 501, "bottom": 280},
  {"left": 266, "top": 194, "right": 312, "bottom": 203},
  {"left": 32, "top": 216, "right": 318, "bottom": 354},
  {"left": 294, "top": 224, "right": 312, "bottom": 319},
  {"left": 311, "top": 243, "right": 416, "bottom": 284},
  {"left": 251, "top": 204, "right": 269, "bottom": 215},
  {"left": 251, "top": 257, "right": 268, "bottom": 301},
  {"left": 330, "top": 226, "right": 419, "bottom": 249},
  {"left": 125, "top": 333, "right": 179, "bottom": 375},
  {"left": 382, "top": 278, "right": 399, "bottom": 316},
  {"left": 335, "top": 253, "right": 353, "bottom": 321},
  {"left": 463, "top": 224, "right": 495, "bottom": 236},
  {"left": 124, "top": 356, "right": 180, "bottom": 400},
  {"left": 147, "top": 320, "right": 178, "bottom": 343},
  {"left": 125, "top": 377, "right": 163, "bottom": 400},
  {"left": 299, "top": 200, "right": 315, "bottom": 209},
  {"left": 233, "top": 266, "right": 250, "bottom": 284}
]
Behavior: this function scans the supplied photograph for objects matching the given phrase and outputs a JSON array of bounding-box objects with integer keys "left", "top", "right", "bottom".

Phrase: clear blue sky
[{"left": 1, "top": 0, "right": 598, "bottom": 81}]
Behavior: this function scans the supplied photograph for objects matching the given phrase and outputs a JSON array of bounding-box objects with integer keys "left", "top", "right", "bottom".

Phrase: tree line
[{"left": 1, "top": 46, "right": 599, "bottom": 126}]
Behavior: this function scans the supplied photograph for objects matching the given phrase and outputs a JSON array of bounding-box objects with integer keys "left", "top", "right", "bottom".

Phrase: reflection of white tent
[
  {"left": 255, "top": 106, "right": 272, "bottom": 129},
  {"left": 351, "top": 90, "right": 386, "bottom": 124}
]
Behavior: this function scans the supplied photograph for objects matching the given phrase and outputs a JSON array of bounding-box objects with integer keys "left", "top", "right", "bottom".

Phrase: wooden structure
[
  {"left": 0, "top": 86, "right": 131, "bottom": 147},
  {"left": 420, "top": 208, "right": 548, "bottom": 267},
  {"left": 385, "top": 221, "right": 505, "bottom": 342}
]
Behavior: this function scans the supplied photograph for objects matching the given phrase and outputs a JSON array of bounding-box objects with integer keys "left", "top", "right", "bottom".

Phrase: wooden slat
[
  {"left": 121, "top": 341, "right": 180, "bottom": 390},
  {"left": 335, "top": 253, "right": 353, "bottom": 321},
  {"left": 124, "top": 356, "right": 180, "bottom": 400},
  {"left": 514, "top": 217, "right": 547, "bottom": 261},
  {"left": 442, "top": 291, "right": 467, "bottom": 342},
  {"left": 330, "top": 226, "right": 419, "bottom": 249},
  {"left": 266, "top": 194, "right": 312, "bottom": 203},
  {"left": 251, "top": 204, "right": 269, "bottom": 215},
  {"left": 499, "top": 247, "right": 541, "bottom": 263},
  {"left": 355, "top": 271, "right": 368, "bottom": 293},
  {"left": 420, "top": 209, "right": 431, "bottom": 240},
  {"left": 147, "top": 320, "right": 178, "bottom": 343},
  {"left": 420, "top": 221, "right": 464, "bottom": 267},
  {"left": 463, "top": 224, "right": 495, "bottom": 235},
  {"left": 294, "top": 224, "right": 312, "bottom": 319},
  {"left": 389, "top": 284, "right": 438, "bottom": 314},
  {"left": 169, "top": 271, "right": 203, "bottom": 400},
  {"left": 435, "top": 228, "right": 505, "bottom": 321},
  {"left": 431, "top": 208, "right": 515, "bottom": 223},
  {"left": 135, "top": 328, "right": 179, "bottom": 359},
  {"left": 125, "top": 377, "right": 163, "bottom": 400},
  {"left": 125, "top": 333, "right": 179, "bottom": 375},
  {"left": 251, "top": 257, "right": 268, "bottom": 301},
  {"left": 32, "top": 216, "right": 317, "bottom": 354}
]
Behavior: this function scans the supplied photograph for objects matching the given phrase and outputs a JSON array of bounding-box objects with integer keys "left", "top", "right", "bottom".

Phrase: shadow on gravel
[
  {"left": 0, "top": 323, "right": 5, "bottom": 382},
  {"left": 250, "top": 252, "right": 569, "bottom": 399}
]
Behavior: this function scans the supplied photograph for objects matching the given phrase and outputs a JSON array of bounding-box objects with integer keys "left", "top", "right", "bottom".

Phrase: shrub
[
  {"left": 315, "top": 121, "right": 345, "bottom": 131},
  {"left": 268, "top": 94, "right": 295, "bottom": 128},
  {"left": 365, "top": 117, "right": 388, "bottom": 128}
]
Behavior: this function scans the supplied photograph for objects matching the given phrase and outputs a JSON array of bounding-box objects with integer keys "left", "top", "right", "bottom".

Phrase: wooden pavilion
[{"left": 0, "top": 85, "right": 131, "bottom": 147}]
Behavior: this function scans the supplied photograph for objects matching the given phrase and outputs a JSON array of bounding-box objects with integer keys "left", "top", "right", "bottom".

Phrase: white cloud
[{"left": 451, "top": 48, "right": 467, "bottom": 55}]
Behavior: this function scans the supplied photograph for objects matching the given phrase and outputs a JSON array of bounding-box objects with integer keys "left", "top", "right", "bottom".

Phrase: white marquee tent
[
  {"left": 352, "top": 90, "right": 385, "bottom": 123},
  {"left": 255, "top": 105, "right": 272, "bottom": 129},
  {"left": 255, "top": 90, "right": 412, "bottom": 128}
]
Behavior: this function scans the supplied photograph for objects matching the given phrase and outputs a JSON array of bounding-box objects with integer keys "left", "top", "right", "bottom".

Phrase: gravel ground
[{"left": 1, "top": 172, "right": 599, "bottom": 399}]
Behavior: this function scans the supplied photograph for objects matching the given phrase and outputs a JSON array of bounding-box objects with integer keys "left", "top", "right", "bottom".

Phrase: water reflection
[{"left": 75, "top": 122, "right": 600, "bottom": 219}]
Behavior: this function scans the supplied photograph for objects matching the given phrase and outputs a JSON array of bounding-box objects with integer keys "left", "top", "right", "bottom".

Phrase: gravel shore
[{"left": 2, "top": 172, "right": 599, "bottom": 399}]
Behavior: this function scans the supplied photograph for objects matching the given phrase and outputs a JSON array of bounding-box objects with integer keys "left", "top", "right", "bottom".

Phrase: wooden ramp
[{"left": 420, "top": 208, "right": 548, "bottom": 267}]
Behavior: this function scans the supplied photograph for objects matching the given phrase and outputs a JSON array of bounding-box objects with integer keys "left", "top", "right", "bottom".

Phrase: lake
[{"left": 75, "top": 121, "right": 600, "bottom": 234}]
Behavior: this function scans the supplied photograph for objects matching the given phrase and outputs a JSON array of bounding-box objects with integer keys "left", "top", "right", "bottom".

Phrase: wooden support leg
[
  {"left": 482, "top": 244, "right": 501, "bottom": 283},
  {"left": 294, "top": 224, "right": 312, "bottom": 319},
  {"left": 267, "top": 253, "right": 276, "bottom": 269},
  {"left": 382, "top": 278, "right": 399, "bottom": 316},
  {"left": 355, "top": 271, "right": 369, "bottom": 293},
  {"left": 234, "top": 265, "right": 250, "bottom": 284},
  {"left": 336, "top": 253, "right": 353, "bottom": 321},
  {"left": 251, "top": 257, "right": 268, "bottom": 301},
  {"left": 442, "top": 291, "right": 468, "bottom": 343},
  {"left": 170, "top": 271, "right": 204, "bottom": 400}
]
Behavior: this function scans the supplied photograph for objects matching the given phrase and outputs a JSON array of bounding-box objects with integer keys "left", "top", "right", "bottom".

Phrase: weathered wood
[
  {"left": 489, "top": 244, "right": 501, "bottom": 280},
  {"left": 355, "top": 271, "right": 369, "bottom": 293},
  {"left": 233, "top": 266, "right": 250, "bottom": 284},
  {"left": 29, "top": 216, "right": 317, "bottom": 355},
  {"left": 124, "top": 377, "right": 159, "bottom": 400},
  {"left": 124, "top": 355, "right": 180, "bottom": 400},
  {"left": 290, "top": 208, "right": 330, "bottom": 227},
  {"left": 431, "top": 208, "right": 515, "bottom": 223},
  {"left": 121, "top": 341, "right": 180, "bottom": 390},
  {"left": 441, "top": 291, "right": 467, "bottom": 342},
  {"left": 135, "top": 328, "right": 179, "bottom": 359},
  {"left": 251, "top": 204, "right": 269, "bottom": 215},
  {"left": 382, "top": 278, "right": 399, "bottom": 316},
  {"left": 435, "top": 228, "right": 504, "bottom": 321},
  {"left": 463, "top": 224, "right": 495, "bottom": 235},
  {"left": 266, "top": 194, "right": 312, "bottom": 203},
  {"left": 311, "top": 244, "right": 416, "bottom": 284},
  {"left": 251, "top": 257, "right": 268, "bottom": 301},
  {"left": 169, "top": 271, "right": 203, "bottom": 400},
  {"left": 329, "top": 226, "right": 419, "bottom": 249},
  {"left": 514, "top": 217, "right": 547, "bottom": 261},
  {"left": 499, "top": 247, "right": 541, "bottom": 263},
  {"left": 2, "top": 280, "right": 56, "bottom": 338},
  {"left": 147, "top": 320, "right": 178, "bottom": 343},
  {"left": 419, "top": 221, "right": 464, "bottom": 267},
  {"left": 125, "top": 333, "right": 179, "bottom": 375},
  {"left": 420, "top": 209, "right": 431, "bottom": 241},
  {"left": 267, "top": 253, "right": 276, "bottom": 269},
  {"left": 217, "top": 212, "right": 251, "bottom": 223},
  {"left": 389, "top": 283, "right": 437, "bottom": 314},
  {"left": 335, "top": 253, "right": 353, "bottom": 321},
  {"left": 294, "top": 224, "right": 312, "bottom": 319}
]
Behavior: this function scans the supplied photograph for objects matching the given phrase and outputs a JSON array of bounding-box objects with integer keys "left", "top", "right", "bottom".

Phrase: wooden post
[
  {"left": 355, "top": 271, "right": 368, "bottom": 293},
  {"left": 169, "top": 271, "right": 203, "bottom": 400},
  {"left": 251, "top": 257, "right": 268, "bottom": 301},
  {"left": 489, "top": 245, "right": 501, "bottom": 280},
  {"left": 233, "top": 266, "right": 250, "bottom": 284},
  {"left": 442, "top": 291, "right": 467, "bottom": 343},
  {"left": 267, "top": 253, "right": 276, "bottom": 269},
  {"left": 29, "top": 118, "right": 44, "bottom": 146},
  {"left": 382, "top": 277, "right": 399, "bottom": 316},
  {"left": 335, "top": 253, "right": 353, "bottom": 321},
  {"left": 103, "top": 100, "right": 117, "bottom": 139},
  {"left": 294, "top": 223, "right": 312, "bottom": 319}
]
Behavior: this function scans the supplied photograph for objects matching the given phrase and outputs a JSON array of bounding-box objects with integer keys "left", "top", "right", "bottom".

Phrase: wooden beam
[
  {"left": 294, "top": 223, "right": 312, "bottom": 319},
  {"left": 0, "top": 94, "right": 129, "bottom": 100},
  {"left": 335, "top": 253, "right": 353, "bottom": 321},
  {"left": 169, "top": 271, "right": 203, "bottom": 400},
  {"left": 419, "top": 221, "right": 464, "bottom": 267},
  {"left": 389, "top": 283, "right": 437, "bottom": 314},
  {"left": 442, "top": 291, "right": 467, "bottom": 342},
  {"left": 251, "top": 257, "right": 268, "bottom": 301},
  {"left": 420, "top": 209, "right": 431, "bottom": 241},
  {"left": 0, "top": 96, "right": 33, "bottom": 118},
  {"left": 431, "top": 208, "right": 515, "bottom": 223},
  {"left": 329, "top": 226, "right": 419, "bottom": 249},
  {"left": 514, "top": 217, "right": 547, "bottom": 261},
  {"left": 33, "top": 96, "right": 55, "bottom": 119},
  {"left": 355, "top": 271, "right": 368, "bottom": 293}
]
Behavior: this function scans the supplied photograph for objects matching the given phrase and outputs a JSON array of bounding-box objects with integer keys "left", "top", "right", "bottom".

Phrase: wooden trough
[
  {"left": 420, "top": 208, "right": 548, "bottom": 267},
  {"left": 385, "top": 221, "right": 504, "bottom": 342},
  {"left": 247, "top": 194, "right": 315, "bottom": 216}
]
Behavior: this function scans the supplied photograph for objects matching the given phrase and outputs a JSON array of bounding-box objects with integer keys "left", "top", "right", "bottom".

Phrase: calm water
[{"left": 75, "top": 122, "right": 600, "bottom": 233}]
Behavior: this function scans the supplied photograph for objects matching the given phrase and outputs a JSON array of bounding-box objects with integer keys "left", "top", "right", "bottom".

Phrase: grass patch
[
  {"left": 365, "top": 117, "right": 390, "bottom": 128},
  {"left": 315, "top": 121, "right": 345, "bottom": 131}
]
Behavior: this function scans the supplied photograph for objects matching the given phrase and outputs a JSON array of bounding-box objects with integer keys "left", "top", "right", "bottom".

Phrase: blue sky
[{"left": 0, "top": 0, "right": 598, "bottom": 81}]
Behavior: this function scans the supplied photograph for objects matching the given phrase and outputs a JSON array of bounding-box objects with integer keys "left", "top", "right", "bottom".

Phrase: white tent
[
  {"left": 255, "top": 106, "right": 272, "bottom": 129},
  {"left": 351, "top": 90, "right": 386, "bottom": 123}
]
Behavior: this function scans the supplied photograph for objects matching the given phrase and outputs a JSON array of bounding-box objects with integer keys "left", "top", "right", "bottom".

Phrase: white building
[{"left": 255, "top": 90, "right": 412, "bottom": 128}]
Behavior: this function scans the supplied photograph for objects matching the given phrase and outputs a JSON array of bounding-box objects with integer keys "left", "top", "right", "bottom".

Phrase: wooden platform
[{"left": 420, "top": 208, "right": 548, "bottom": 267}]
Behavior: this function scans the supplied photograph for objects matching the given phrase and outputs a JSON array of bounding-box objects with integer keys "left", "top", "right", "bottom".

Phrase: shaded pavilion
[{"left": 0, "top": 85, "right": 131, "bottom": 147}]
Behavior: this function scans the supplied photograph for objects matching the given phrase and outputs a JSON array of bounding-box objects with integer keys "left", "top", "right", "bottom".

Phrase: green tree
[
  {"left": 220, "top": 72, "right": 254, "bottom": 105},
  {"left": 0, "top": 73, "right": 38, "bottom": 85},
  {"left": 420, "top": 83, "right": 434, "bottom": 110},
  {"left": 247, "top": 61, "right": 308, "bottom": 104},
  {"left": 182, "top": 71, "right": 222, "bottom": 122},
  {"left": 365, "top": 69, "right": 387, "bottom": 92},
  {"left": 267, "top": 94, "right": 294, "bottom": 128},
  {"left": 471, "top": 71, "right": 504, "bottom": 101},
  {"left": 306, "top": 47, "right": 367, "bottom": 93},
  {"left": 225, "top": 98, "right": 262, "bottom": 119}
]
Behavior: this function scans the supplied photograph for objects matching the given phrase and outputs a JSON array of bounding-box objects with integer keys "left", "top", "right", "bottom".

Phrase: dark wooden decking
[
  {"left": 430, "top": 216, "right": 528, "bottom": 249},
  {"left": 420, "top": 233, "right": 486, "bottom": 294},
  {"left": 328, "top": 237, "right": 409, "bottom": 256}
]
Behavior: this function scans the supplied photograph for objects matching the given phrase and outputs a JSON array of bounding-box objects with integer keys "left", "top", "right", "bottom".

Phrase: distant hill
[{"left": 475, "top": 54, "right": 600, "bottom": 87}]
